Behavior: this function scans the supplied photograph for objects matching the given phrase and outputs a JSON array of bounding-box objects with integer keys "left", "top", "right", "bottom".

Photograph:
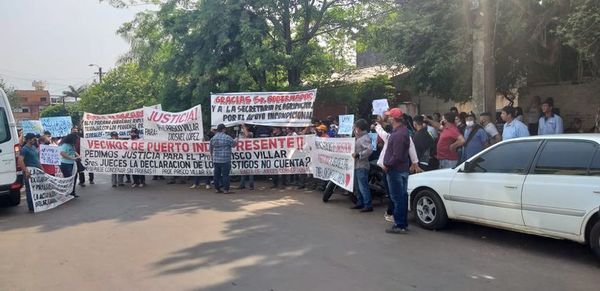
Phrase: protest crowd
[{"left": 17, "top": 91, "right": 585, "bottom": 233}]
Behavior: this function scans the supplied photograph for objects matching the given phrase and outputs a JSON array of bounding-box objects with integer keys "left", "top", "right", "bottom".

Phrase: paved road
[{"left": 1, "top": 175, "right": 599, "bottom": 291}]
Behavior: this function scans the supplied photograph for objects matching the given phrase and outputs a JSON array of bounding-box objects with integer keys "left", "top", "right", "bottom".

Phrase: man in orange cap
[
  {"left": 316, "top": 124, "right": 328, "bottom": 138},
  {"left": 382, "top": 107, "right": 411, "bottom": 234}
]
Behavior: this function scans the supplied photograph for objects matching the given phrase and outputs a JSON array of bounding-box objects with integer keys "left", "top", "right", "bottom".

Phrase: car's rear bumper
[{"left": 0, "top": 174, "right": 23, "bottom": 196}]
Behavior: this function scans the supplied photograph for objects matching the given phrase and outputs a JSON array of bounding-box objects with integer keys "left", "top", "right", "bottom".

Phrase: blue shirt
[
  {"left": 210, "top": 132, "right": 235, "bottom": 163},
  {"left": 463, "top": 126, "right": 488, "bottom": 160},
  {"left": 538, "top": 114, "right": 564, "bottom": 135},
  {"left": 20, "top": 144, "right": 41, "bottom": 168},
  {"left": 502, "top": 119, "right": 530, "bottom": 140},
  {"left": 60, "top": 143, "right": 76, "bottom": 164}
]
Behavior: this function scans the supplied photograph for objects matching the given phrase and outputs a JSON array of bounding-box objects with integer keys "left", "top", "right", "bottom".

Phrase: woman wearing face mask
[{"left": 461, "top": 112, "right": 488, "bottom": 162}]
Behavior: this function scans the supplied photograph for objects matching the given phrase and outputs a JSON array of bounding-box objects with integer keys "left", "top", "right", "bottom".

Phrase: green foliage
[
  {"left": 317, "top": 75, "right": 395, "bottom": 119},
  {"left": 78, "top": 63, "right": 160, "bottom": 114},
  {"left": 40, "top": 104, "right": 82, "bottom": 127},
  {"left": 0, "top": 78, "right": 20, "bottom": 108}
]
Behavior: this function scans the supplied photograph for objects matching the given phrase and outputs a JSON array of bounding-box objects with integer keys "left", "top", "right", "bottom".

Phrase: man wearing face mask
[{"left": 462, "top": 113, "right": 488, "bottom": 161}]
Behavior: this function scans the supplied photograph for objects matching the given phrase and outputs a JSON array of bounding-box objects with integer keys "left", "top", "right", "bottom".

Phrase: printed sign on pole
[
  {"left": 372, "top": 99, "right": 390, "bottom": 116},
  {"left": 210, "top": 89, "right": 316, "bottom": 127},
  {"left": 40, "top": 116, "right": 73, "bottom": 137},
  {"left": 143, "top": 105, "right": 204, "bottom": 141},
  {"left": 337, "top": 115, "right": 354, "bottom": 136},
  {"left": 368, "top": 132, "right": 378, "bottom": 151}
]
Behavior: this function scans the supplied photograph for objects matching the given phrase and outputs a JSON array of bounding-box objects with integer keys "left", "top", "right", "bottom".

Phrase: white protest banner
[
  {"left": 211, "top": 89, "right": 316, "bottom": 127},
  {"left": 81, "top": 136, "right": 311, "bottom": 176},
  {"left": 27, "top": 166, "right": 76, "bottom": 213},
  {"left": 143, "top": 105, "right": 204, "bottom": 141},
  {"left": 337, "top": 115, "right": 354, "bottom": 135},
  {"left": 82, "top": 105, "right": 161, "bottom": 139},
  {"left": 41, "top": 116, "right": 73, "bottom": 137},
  {"left": 39, "top": 144, "right": 61, "bottom": 166},
  {"left": 307, "top": 136, "right": 355, "bottom": 192},
  {"left": 372, "top": 99, "right": 389, "bottom": 116}
]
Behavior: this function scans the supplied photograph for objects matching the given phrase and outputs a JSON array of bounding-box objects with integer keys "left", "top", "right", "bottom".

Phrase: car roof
[{"left": 509, "top": 134, "right": 600, "bottom": 143}]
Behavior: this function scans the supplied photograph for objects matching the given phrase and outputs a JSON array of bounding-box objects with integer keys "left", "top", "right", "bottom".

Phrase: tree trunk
[{"left": 471, "top": 0, "right": 496, "bottom": 115}]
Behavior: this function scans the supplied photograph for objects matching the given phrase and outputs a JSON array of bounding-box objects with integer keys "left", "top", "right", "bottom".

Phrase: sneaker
[
  {"left": 223, "top": 191, "right": 235, "bottom": 194},
  {"left": 385, "top": 227, "right": 409, "bottom": 234},
  {"left": 350, "top": 205, "right": 364, "bottom": 210},
  {"left": 189, "top": 185, "right": 198, "bottom": 189},
  {"left": 205, "top": 184, "right": 211, "bottom": 190},
  {"left": 90, "top": 181, "right": 95, "bottom": 185},
  {"left": 215, "top": 189, "right": 223, "bottom": 193},
  {"left": 384, "top": 213, "right": 394, "bottom": 222},
  {"left": 112, "top": 185, "right": 117, "bottom": 188},
  {"left": 139, "top": 184, "right": 145, "bottom": 188},
  {"left": 118, "top": 184, "right": 125, "bottom": 187},
  {"left": 360, "top": 207, "right": 374, "bottom": 213},
  {"left": 131, "top": 184, "right": 138, "bottom": 188}
]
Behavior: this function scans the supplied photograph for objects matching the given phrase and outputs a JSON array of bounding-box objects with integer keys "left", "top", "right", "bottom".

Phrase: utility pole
[
  {"left": 470, "top": 0, "right": 496, "bottom": 115},
  {"left": 89, "top": 64, "right": 103, "bottom": 83}
]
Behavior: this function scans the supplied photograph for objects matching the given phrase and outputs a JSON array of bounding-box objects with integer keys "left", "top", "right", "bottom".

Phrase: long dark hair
[{"left": 60, "top": 133, "right": 78, "bottom": 145}]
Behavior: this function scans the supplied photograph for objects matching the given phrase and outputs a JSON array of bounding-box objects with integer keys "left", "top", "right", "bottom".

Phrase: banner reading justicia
[
  {"left": 81, "top": 136, "right": 312, "bottom": 176},
  {"left": 143, "top": 105, "right": 204, "bottom": 141}
]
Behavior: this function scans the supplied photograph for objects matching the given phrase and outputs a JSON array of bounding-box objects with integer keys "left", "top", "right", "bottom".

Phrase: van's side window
[{"left": 0, "top": 108, "right": 11, "bottom": 143}]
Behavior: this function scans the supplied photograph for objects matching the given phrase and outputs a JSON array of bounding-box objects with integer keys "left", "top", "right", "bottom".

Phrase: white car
[
  {"left": 0, "top": 89, "right": 23, "bottom": 206},
  {"left": 407, "top": 134, "right": 600, "bottom": 258}
]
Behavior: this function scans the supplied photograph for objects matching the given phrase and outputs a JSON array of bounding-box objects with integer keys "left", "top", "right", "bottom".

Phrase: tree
[
  {"left": 62, "top": 85, "right": 87, "bottom": 103},
  {"left": 78, "top": 63, "right": 160, "bottom": 114},
  {"left": 0, "top": 78, "right": 21, "bottom": 108},
  {"left": 115, "top": 0, "right": 387, "bottom": 110}
]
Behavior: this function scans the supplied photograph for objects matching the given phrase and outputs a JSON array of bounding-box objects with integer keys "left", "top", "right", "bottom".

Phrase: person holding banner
[
  {"left": 38, "top": 133, "right": 57, "bottom": 176},
  {"left": 110, "top": 132, "right": 125, "bottom": 187},
  {"left": 238, "top": 124, "right": 255, "bottom": 190},
  {"left": 130, "top": 128, "right": 146, "bottom": 188},
  {"left": 210, "top": 124, "right": 237, "bottom": 194},
  {"left": 18, "top": 133, "right": 42, "bottom": 211},
  {"left": 59, "top": 133, "right": 80, "bottom": 197},
  {"left": 350, "top": 119, "right": 374, "bottom": 212},
  {"left": 72, "top": 127, "right": 94, "bottom": 186}
]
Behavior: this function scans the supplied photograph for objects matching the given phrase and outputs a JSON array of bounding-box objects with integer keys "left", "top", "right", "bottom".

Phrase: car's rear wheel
[
  {"left": 590, "top": 220, "right": 600, "bottom": 259},
  {"left": 412, "top": 189, "right": 448, "bottom": 230},
  {"left": 8, "top": 189, "right": 21, "bottom": 206}
]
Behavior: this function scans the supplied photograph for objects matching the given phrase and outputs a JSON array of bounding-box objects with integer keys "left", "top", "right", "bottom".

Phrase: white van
[{"left": 0, "top": 89, "right": 22, "bottom": 206}]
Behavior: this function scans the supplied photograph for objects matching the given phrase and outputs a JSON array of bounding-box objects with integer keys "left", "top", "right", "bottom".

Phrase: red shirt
[{"left": 437, "top": 123, "right": 461, "bottom": 161}]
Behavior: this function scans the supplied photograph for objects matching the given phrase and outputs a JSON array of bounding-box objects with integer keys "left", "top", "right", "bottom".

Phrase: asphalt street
[{"left": 1, "top": 175, "right": 599, "bottom": 291}]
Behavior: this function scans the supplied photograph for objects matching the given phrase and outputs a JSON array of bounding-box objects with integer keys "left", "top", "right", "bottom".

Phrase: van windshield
[{"left": 0, "top": 108, "right": 11, "bottom": 143}]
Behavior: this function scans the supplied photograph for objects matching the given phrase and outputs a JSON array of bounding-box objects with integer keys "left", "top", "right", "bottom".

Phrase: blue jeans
[
  {"left": 386, "top": 169, "right": 409, "bottom": 228},
  {"left": 354, "top": 168, "right": 372, "bottom": 208},
  {"left": 214, "top": 162, "right": 231, "bottom": 191},
  {"left": 382, "top": 173, "right": 394, "bottom": 215},
  {"left": 240, "top": 175, "right": 254, "bottom": 188}
]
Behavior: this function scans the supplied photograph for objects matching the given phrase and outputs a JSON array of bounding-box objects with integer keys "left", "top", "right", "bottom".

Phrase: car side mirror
[{"left": 463, "top": 161, "right": 475, "bottom": 173}]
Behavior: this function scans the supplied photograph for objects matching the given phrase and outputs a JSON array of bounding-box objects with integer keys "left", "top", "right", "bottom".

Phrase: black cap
[
  {"left": 217, "top": 124, "right": 226, "bottom": 131},
  {"left": 24, "top": 133, "right": 37, "bottom": 141}
]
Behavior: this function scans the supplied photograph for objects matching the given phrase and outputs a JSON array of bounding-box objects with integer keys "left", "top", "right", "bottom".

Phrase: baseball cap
[
  {"left": 316, "top": 125, "right": 327, "bottom": 131},
  {"left": 384, "top": 108, "right": 404, "bottom": 119}
]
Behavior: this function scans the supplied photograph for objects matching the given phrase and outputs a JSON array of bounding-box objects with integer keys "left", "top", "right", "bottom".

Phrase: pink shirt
[{"left": 436, "top": 124, "right": 462, "bottom": 161}]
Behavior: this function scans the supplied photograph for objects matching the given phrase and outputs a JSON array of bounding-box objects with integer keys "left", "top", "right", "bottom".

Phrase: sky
[{"left": 0, "top": 0, "right": 152, "bottom": 95}]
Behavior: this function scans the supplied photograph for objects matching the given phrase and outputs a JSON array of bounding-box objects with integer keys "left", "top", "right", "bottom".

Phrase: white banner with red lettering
[
  {"left": 306, "top": 136, "right": 355, "bottom": 192},
  {"left": 82, "top": 105, "right": 161, "bottom": 139},
  {"left": 81, "top": 136, "right": 311, "bottom": 176},
  {"left": 210, "top": 89, "right": 316, "bottom": 127},
  {"left": 143, "top": 105, "right": 204, "bottom": 141}
]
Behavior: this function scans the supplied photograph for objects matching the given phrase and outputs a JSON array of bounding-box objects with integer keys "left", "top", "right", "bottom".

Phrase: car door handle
[{"left": 504, "top": 185, "right": 518, "bottom": 189}]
